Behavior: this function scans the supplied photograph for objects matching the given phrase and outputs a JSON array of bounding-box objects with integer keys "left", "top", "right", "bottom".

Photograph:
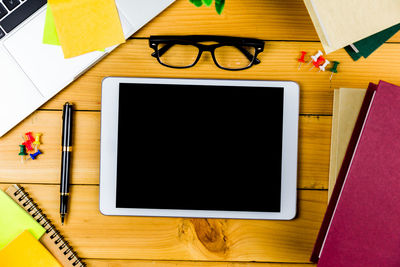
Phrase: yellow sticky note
[
  {"left": 0, "top": 230, "right": 61, "bottom": 267},
  {"left": 48, "top": 0, "right": 125, "bottom": 58}
]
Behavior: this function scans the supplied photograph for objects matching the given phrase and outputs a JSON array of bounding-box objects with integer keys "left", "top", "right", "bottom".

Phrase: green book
[
  {"left": 345, "top": 23, "right": 400, "bottom": 61},
  {"left": 0, "top": 188, "right": 45, "bottom": 250}
]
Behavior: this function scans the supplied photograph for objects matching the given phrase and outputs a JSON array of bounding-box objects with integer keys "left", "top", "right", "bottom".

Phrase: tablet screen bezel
[{"left": 99, "top": 77, "right": 299, "bottom": 220}]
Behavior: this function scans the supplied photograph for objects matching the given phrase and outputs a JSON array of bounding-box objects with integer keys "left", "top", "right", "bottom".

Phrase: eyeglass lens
[
  {"left": 214, "top": 46, "right": 256, "bottom": 69},
  {"left": 157, "top": 43, "right": 200, "bottom": 68},
  {"left": 156, "top": 43, "right": 257, "bottom": 70}
]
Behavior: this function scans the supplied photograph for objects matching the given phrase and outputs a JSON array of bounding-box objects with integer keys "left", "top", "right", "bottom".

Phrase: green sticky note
[
  {"left": 42, "top": 4, "right": 60, "bottom": 46},
  {"left": 0, "top": 189, "right": 45, "bottom": 250}
]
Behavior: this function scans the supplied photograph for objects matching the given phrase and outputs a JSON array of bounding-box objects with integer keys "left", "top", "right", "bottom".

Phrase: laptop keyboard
[{"left": 0, "top": 0, "right": 46, "bottom": 40}]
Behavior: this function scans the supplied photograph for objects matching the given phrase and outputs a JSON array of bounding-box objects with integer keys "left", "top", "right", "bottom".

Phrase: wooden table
[{"left": 1, "top": 0, "right": 400, "bottom": 266}]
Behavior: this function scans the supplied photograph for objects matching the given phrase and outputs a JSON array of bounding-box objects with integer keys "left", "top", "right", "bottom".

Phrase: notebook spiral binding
[{"left": 12, "top": 185, "right": 86, "bottom": 267}]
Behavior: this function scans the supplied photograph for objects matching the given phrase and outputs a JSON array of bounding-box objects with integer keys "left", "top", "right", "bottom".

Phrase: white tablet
[{"left": 99, "top": 77, "right": 299, "bottom": 220}]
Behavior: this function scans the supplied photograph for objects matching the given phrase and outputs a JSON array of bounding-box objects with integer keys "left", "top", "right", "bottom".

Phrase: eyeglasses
[{"left": 149, "top": 35, "right": 265, "bottom": 71}]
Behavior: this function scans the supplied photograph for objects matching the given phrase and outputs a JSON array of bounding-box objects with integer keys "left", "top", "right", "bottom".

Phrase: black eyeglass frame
[{"left": 149, "top": 35, "right": 265, "bottom": 71}]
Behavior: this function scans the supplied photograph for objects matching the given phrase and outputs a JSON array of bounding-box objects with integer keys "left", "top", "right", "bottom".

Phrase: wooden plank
[
  {"left": 0, "top": 111, "right": 100, "bottom": 185},
  {"left": 0, "top": 111, "right": 330, "bottom": 190},
  {"left": 0, "top": 184, "right": 327, "bottom": 263},
  {"left": 133, "top": 0, "right": 400, "bottom": 43},
  {"left": 86, "top": 260, "right": 314, "bottom": 266},
  {"left": 133, "top": 0, "right": 318, "bottom": 41},
  {"left": 38, "top": 39, "right": 400, "bottom": 115},
  {"left": 298, "top": 115, "right": 331, "bottom": 189}
]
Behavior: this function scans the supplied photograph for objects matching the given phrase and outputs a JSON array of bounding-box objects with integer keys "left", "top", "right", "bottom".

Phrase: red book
[{"left": 311, "top": 80, "right": 400, "bottom": 266}]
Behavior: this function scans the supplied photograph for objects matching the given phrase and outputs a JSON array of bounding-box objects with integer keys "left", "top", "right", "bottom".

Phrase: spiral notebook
[{"left": 5, "top": 184, "right": 86, "bottom": 267}]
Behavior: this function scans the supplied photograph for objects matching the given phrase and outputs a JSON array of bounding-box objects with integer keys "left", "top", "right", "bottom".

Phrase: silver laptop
[{"left": 0, "top": 0, "right": 175, "bottom": 137}]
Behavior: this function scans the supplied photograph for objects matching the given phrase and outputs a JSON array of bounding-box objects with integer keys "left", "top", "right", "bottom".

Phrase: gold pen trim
[
  {"left": 62, "top": 146, "right": 72, "bottom": 152},
  {"left": 60, "top": 192, "right": 70, "bottom": 196}
]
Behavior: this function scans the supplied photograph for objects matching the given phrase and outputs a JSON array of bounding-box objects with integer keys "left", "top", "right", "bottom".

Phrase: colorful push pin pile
[
  {"left": 18, "top": 131, "right": 43, "bottom": 163},
  {"left": 297, "top": 49, "right": 340, "bottom": 80}
]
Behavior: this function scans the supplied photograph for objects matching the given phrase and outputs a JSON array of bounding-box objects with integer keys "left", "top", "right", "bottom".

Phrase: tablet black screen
[{"left": 116, "top": 83, "right": 284, "bottom": 212}]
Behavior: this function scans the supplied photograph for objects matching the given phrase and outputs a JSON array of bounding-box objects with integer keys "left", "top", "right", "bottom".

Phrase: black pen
[{"left": 60, "top": 102, "right": 73, "bottom": 225}]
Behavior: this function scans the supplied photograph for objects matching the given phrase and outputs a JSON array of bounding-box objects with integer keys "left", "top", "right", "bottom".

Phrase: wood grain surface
[
  {"left": 0, "top": 184, "right": 326, "bottom": 264},
  {"left": 0, "top": 0, "right": 395, "bottom": 265}
]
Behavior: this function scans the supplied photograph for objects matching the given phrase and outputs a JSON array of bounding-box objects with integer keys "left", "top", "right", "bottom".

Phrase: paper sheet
[{"left": 48, "top": 0, "right": 125, "bottom": 58}]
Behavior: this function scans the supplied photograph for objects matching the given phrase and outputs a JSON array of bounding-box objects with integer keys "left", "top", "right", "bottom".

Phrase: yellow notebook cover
[
  {"left": 0, "top": 230, "right": 61, "bottom": 267},
  {"left": 48, "top": 0, "right": 125, "bottom": 58}
]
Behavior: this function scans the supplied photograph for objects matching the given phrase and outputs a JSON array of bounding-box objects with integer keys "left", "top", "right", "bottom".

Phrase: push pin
[
  {"left": 297, "top": 51, "right": 307, "bottom": 70},
  {"left": 329, "top": 61, "right": 340, "bottom": 80},
  {"left": 310, "top": 56, "right": 325, "bottom": 71},
  {"left": 309, "top": 50, "right": 323, "bottom": 65},
  {"left": 23, "top": 140, "right": 34, "bottom": 152},
  {"left": 33, "top": 133, "right": 42, "bottom": 152},
  {"left": 25, "top": 132, "right": 35, "bottom": 143},
  {"left": 19, "top": 145, "right": 28, "bottom": 163},
  {"left": 319, "top": 59, "right": 330, "bottom": 72},
  {"left": 29, "top": 149, "right": 42, "bottom": 160}
]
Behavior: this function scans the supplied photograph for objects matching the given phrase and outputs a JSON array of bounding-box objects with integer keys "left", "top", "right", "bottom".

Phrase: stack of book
[
  {"left": 303, "top": 0, "right": 400, "bottom": 60},
  {"left": 311, "top": 81, "right": 400, "bottom": 266}
]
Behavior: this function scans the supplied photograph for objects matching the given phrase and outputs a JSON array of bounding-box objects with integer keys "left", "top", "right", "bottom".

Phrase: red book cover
[
  {"left": 312, "top": 80, "right": 400, "bottom": 266},
  {"left": 311, "top": 82, "right": 377, "bottom": 262}
]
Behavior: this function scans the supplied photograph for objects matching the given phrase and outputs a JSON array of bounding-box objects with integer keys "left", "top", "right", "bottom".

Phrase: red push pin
[
  {"left": 21, "top": 133, "right": 33, "bottom": 152},
  {"left": 310, "top": 56, "right": 325, "bottom": 71},
  {"left": 297, "top": 51, "right": 307, "bottom": 70},
  {"left": 25, "top": 132, "right": 35, "bottom": 143},
  {"left": 22, "top": 140, "right": 34, "bottom": 152}
]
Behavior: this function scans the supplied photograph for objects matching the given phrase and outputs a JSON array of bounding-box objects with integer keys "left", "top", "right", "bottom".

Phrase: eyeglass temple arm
[
  {"left": 235, "top": 45, "right": 261, "bottom": 65},
  {"left": 152, "top": 43, "right": 261, "bottom": 64},
  {"left": 151, "top": 43, "right": 173, "bottom": 57}
]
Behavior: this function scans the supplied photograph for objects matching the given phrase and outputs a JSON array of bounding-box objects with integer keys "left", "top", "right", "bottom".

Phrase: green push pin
[
  {"left": 329, "top": 61, "right": 340, "bottom": 81},
  {"left": 19, "top": 145, "right": 28, "bottom": 163}
]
